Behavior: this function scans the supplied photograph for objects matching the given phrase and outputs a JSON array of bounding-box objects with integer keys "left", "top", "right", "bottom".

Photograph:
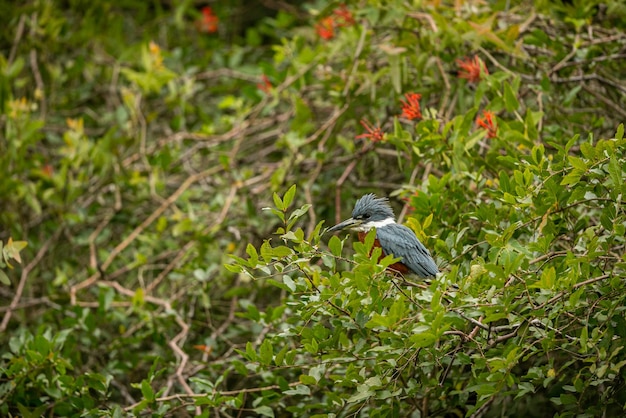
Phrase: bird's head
[{"left": 327, "top": 193, "right": 396, "bottom": 233}]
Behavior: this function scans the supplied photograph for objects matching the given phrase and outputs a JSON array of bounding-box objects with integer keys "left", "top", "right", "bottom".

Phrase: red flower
[
  {"left": 333, "top": 4, "right": 355, "bottom": 27},
  {"left": 356, "top": 119, "right": 385, "bottom": 142},
  {"left": 42, "top": 164, "right": 54, "bottom": 178},
  {"left": 400, "top": 93, "right": 422, "bottom": 120},
  {"left": 401, "top": 192, "right": 419, "bottom": 213},
  {"left": 476, "top": 110, "right": 497, "bottom": 138},
  {"left": 457, "top": 55, "right": 488, "bottom": 83},
  {"left": 193, "top": 345, "right": 213, "bottom": 355},
  {"left": 257, "top": 74, "right": 272, "bottom": 93},
  {"left": 199, "top": 7, "right": 218, "bottom": 33},
  {"left": 316, "top": 17, "right": 335, "bottom": 40},
  {"left": 315, "top": 5, "right": 355, "bottom": 40}
]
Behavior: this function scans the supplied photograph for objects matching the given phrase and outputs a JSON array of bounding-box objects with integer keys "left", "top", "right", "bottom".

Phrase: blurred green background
[{"left": 1, "top": 1, "right": 626, "bottom": 416}]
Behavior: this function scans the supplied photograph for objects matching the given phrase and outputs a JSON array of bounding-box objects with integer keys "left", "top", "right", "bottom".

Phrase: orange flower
[
  {"left": 148, "top": 41, "right": 163, "bottom": 68},
  {"left": 315, "top": 5, "right": 355, "bottom": 40},
  {"left": 400, "top": 93, "right": 422, "bottom": 120},
  {"left": 476, "top": 110, "right": 497, "bottom": 138},
  {"left": 257, "top": 74, "right": 272, "bottom": 93},
  {"left": 316, "top": 17, "right": 335, "bottom": 39},
  {"left": 193, "top": 345, "right": 213, "bottom": 355},
  {"left": 401, "top": 192, "right": 419, "bottom": 213},
  {"left": 356, "top": 119, "right": 385, "bottom": 142},
  {"left": 333, "top": 4, "right": 355, "bottom": 27},
  {"left": 42, "top": 164, "right": 54, "bottom": 178},
  {"left": 457, "top": 55, "right": 488, "bottom": 83},
  {"left": 199, "top": 7, "right": 218, "bottom": 33}
]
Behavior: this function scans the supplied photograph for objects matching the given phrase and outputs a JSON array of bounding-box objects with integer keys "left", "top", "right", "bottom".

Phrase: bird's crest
[{"left": 352, "top": 193, "right": 395, "bottom": 220}]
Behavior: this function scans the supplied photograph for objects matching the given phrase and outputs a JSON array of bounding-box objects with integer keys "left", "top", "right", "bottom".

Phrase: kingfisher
[{"left": 327, "top": 194, "right": 438, "bottom": 278}]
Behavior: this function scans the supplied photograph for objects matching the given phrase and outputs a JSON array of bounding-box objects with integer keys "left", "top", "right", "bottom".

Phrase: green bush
[{"left": 1, "top": 0, "right": 625, "bottom": 416}]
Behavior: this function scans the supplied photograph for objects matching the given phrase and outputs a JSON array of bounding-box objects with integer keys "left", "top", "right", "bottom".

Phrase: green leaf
[
  {"left": 388, "top": 53, "right": 402, "bottom": 94},
  {"left": 422, "top": 213, "right": 433, "bottom": 230},
  {"left": 499, "top": 170, "right": 512, "bottom": 193},
  {"left": 33, "top": 334, "right": 51, "bottom": 354},
  {"left": 464, "top": 129, "right": 485, "bottom": 152},
  {"left": 275, "top": 344, "right": 289, "bottom": 366},
  {"left": 272, "top": 246, "right": 294, "bottom": 258},
  {"left": 560, "top": 170, "right": 583, "bottom": 186},
  {"left": 0, "top": 269, "right": 10, "bottom": 285},
  {"left": 288, "top": 204, "right": 312, "bottom": 223},
  {"left": 304, "top": 338, "right": 318, "bottom": 354},
  {"left": 615, "top": 123, "right": 624, "bottom": 140},
  {"left": 246, "top": 244, "right": 259, "bottom": 266},
  {"left": 410, "top": 331, "right": 437, "bottom": 348},
  {"left": 245, "top": 341, "right": 257, "bottom": 361},
  {"left": 362, "top": 229, "right": 377, "bottom": 252},
  {"left": 2, "top": 238, "right": 28, "bottom": 264},
  {"left": 328, "top": 235, "right": 343, "bottom": 257},
  {"left": 267, "top": 278, "right": 293, "bottom": 292},
  {"left": 503, "top": 82, "right": 520, "bottom": 112},
  {"left": 141, "top": 380, "right": 155, "bottom": 401},
  {"left": 17, "top": 404, "right": 48, "bottom": 418},
  {"left": 608, "top": 156, "right": 622, "bottom": 194},
  {"left": 347, "top": 382, "right": 375, "bottom": 403},
  {"left": 530, "top": 266, "right": 555, "bottom": 290},
  {"left": 299, "top": 374, "right": 317, "bottom": 385},
  {"left": 273, "top": 192, "right": 285, "bottom": 211},
  {"left": 568, "top": 156, "right": 587, "bottom": 171},
  {"left": 262, "top": 207, "right": 286, "bottom": 222},
  {"left": 260, "top": 240, "right": 273, "bottom": 262},
  {"left": 253, "top": 406, "right": 275, "bottom": 417},
  {"left": 224, "top": 264, "right": 243, "bottom": 273},
  {"left": 284, "top": 384, "right": 311, "bottom": 396},
  {"left": 283, "top": 184, "right": 297, "bottom": 208},
  {"left": 524, "top": 110, "right": 540, "bottom": 141},
  {"left": 281, "top": 230, "right": 303, "bottom": 243},
  {"left": 259, "top": 339, "right": 273, "bottom": 366},
  {"left": 580, "top": 326, "right": 588, "bottom": 353},
  {"left": 7, "top": 56, "right": 25, "bottom": 78},
  {"left": 564, "top": 134, "right": 580, "bottom": 153},
  {"left": 282, "top": 275, "right": 296, "bottom": 292}
]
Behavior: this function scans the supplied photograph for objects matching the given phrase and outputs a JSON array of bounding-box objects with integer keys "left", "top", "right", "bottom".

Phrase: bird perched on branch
[{"left": 327, "top": 194, "right": 438, "bottom": 278}]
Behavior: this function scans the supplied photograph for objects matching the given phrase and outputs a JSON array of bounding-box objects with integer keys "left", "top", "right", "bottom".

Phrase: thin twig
[
  {"left": 582, "top": 83, "right": 626, "bottom": 119},
  {"left": 70, "top": 165, "right": 223, "bottom": 305},
  {"left": 535, "top": 274, "right": 611, "bottom": 309},
  {"left": 8, "top": 14, "right": 26, "bottom": 65},
  {"left": 123, "top": 382, "right": 300, "bottom": 411}
]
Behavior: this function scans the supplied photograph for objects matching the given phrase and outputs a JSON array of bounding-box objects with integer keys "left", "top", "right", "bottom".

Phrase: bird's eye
[{"left": 363, "top": 213, "right": 370, "bottom": 219}]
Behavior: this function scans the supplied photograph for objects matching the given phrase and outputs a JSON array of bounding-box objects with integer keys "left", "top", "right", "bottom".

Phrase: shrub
[{"left": 1, "top": 1, "right": 625, "bottom": 416}]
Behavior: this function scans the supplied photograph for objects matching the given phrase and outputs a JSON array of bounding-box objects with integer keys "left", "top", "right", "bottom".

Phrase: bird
[{"left": 327, "top": 193, "right": 438, "bottom": 278}]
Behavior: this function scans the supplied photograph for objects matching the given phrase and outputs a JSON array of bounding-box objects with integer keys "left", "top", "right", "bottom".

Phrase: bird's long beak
[{"left": 327, "top": 217, "right": 361, "bottom": 233}]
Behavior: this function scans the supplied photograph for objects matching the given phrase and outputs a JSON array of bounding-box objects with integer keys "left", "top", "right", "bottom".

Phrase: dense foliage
[{"left": 1, "top": 0, "right": 625, "bottom": 416}]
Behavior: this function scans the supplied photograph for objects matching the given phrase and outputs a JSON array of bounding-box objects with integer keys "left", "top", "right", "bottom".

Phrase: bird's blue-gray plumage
[
  {"left": 375, "top": 223, "right": 439, "bottom": 278},
  {"left": 351, "top": 194, "right": 394, "bottom": 221},
  {"left": 327, "top": 193, "right": 439, "bottom": 278}
]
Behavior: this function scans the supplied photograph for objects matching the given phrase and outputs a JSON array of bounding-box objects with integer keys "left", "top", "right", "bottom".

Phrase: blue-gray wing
[{"left": 376, "top": 224, "right": 439, "bottom": 278}]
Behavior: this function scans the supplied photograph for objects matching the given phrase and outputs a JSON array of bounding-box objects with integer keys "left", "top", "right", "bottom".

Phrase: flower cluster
[
  {"left": 197, "top": 7, "right": 218, "bottom": 34},
  {"left": 476, "top": 110, "right": 498, "bottom": 138},
  {"left": 354, "top": 55, "right": 500, "bottom": 143},
  {"left": 400, "top": 93, "right": 422, "bottom": 120},
  {"left": 148, "top": 41, "right": 163, "bottom": 69},
  {"left": 315, "top": 4, "right": 356, "bottom": 40},
  {"left": 355, "top": 93, "right": 421, "bottom": 142},
  {"left": 356, "top": 119, "right": 385, "bottom": 142},
  {"left": 401, "top": 192, "right": 419, "bottom": 213},
  {"left": 457, "top": 55, "right": 488, "bottom": 83},
  {"left": 257, "top": 74, "right": 272, "bottom": 93}
]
